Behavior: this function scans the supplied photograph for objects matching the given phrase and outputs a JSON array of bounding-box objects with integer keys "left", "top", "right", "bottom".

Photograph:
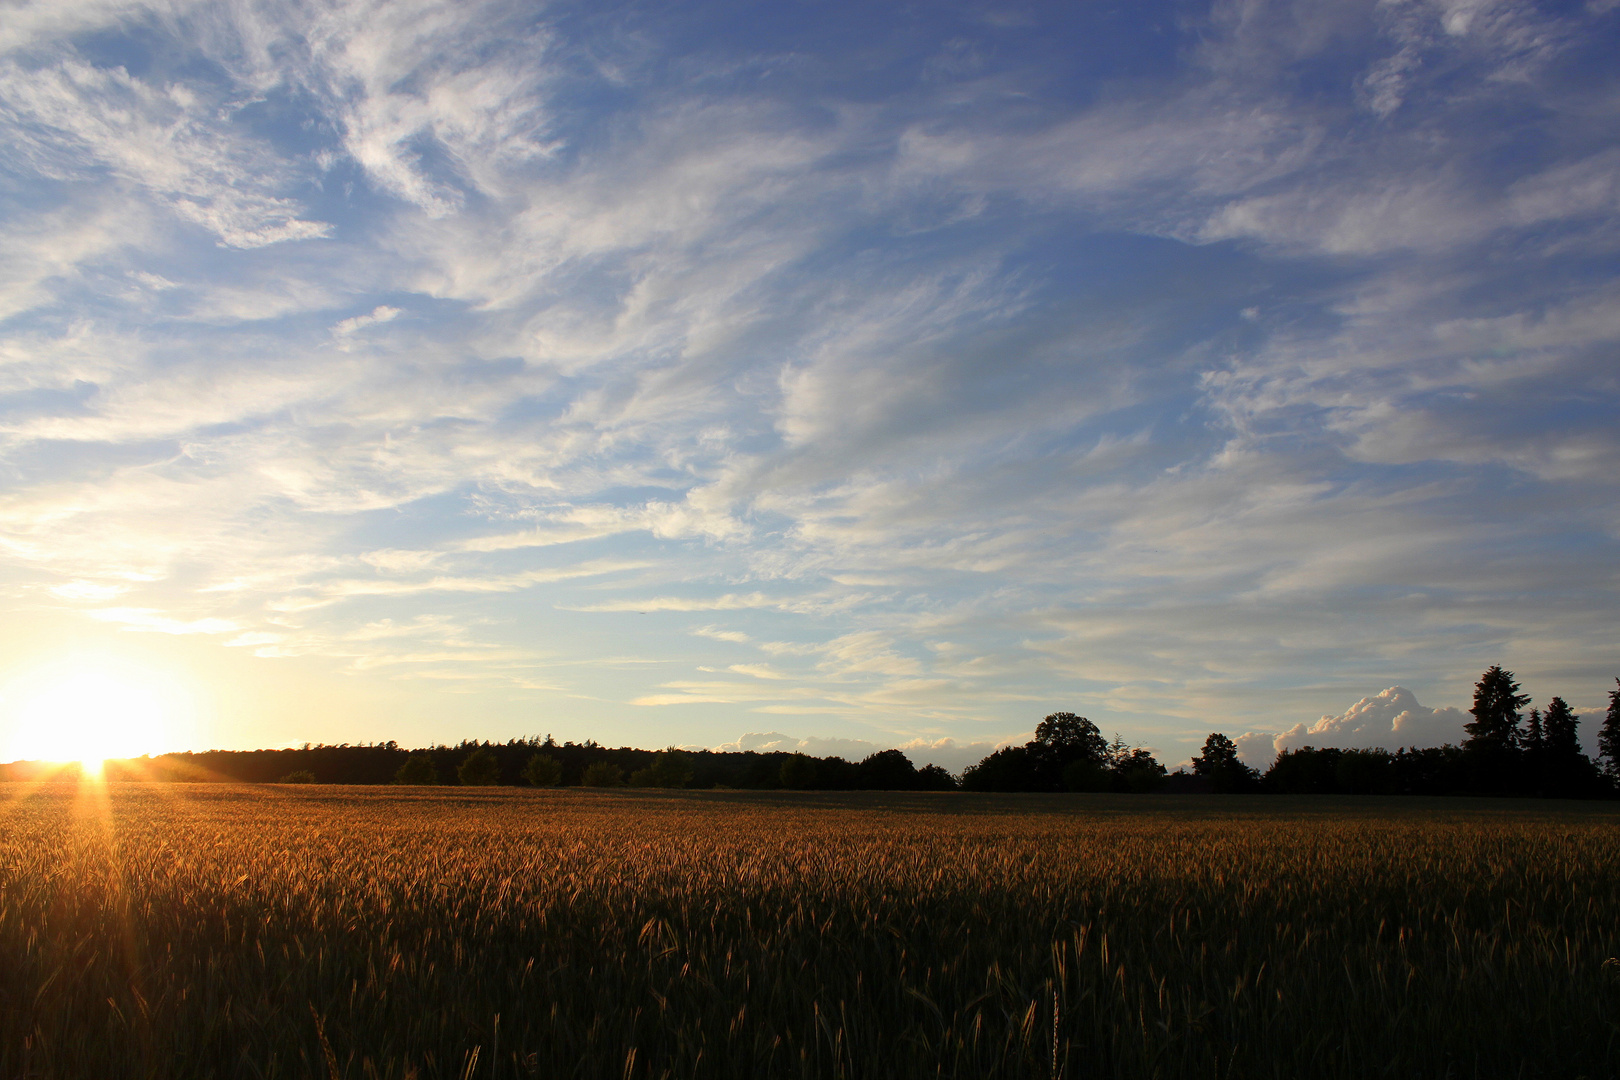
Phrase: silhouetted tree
[
  {"left": 1265, "top": 747, "right": 1336, "bottom": 794},
  {"left": 279, "top": 770, "right": 317, "bottom": 784},
  {"left": 916, "top": 763, "right": 958, "bottom": 791},
  {"left": 1192, "top": 733, "right": 1238, "bottom": 771},
  {"left": 1599, "top": 679, "right": 1620, "bottom": 780},
  {"left": 1522, "top": 708, "right": 1544, "bottom": 753},
  {"left": 394, "top": 754, "right": 438, "bottom": 785},
  {"left": 816, "top": 755, "right": 860, "bottom": 789},
  {"left": 1027, "top": 712, "right": 1108, "bottom": 789},
  {"left": 962, "top": 717, "right": 1165, "bottom": 792},
  {"left": 581, "top": 761, "right": 623, "bottom": 787},
  {"left": 1264, "top": 747, "right": 1398, "bottom": 795},
  {"left": 959, "top": 744, "right": 1040, "bottom": 792},
  {"left": 630, "top": 749, "right": 693, "bottom": 788},
  {"left": 1337, "top": 748, "right": 1396, "bottom": 794},
  {"left": 522, "top": 752, "right": 562, "bottom": 787},
  {"left": 856, "top": 749, "right": 920, "bottom": 789},
  {"left": 1112, "top": 748, "right": 1167, "bottom": 793},
  {"left": 457, "top": 747, "right": 500, "bottom": 786},
  {"left": 1463, "top": 666, "right": 1530, "bottom": 793},
  {"left": 1062, "top": 757, "right": 1111, "bottom": 792},
  {"left": 1391, "top": 745, "right": 1469, "bottom": 795},
  {"left": 1534, "top": 695, "right": 1604, "bottom": 796},
  {"left": 779, "top": 753, "right": 818, "bottom": 789},
  {"left": 1465, "top": 666, "right": 1529, "bottom": 751},
  {"left": 1543, "top": 697, "right": 1580, "bottom": 758},
  {"left": 1192, "top": 733, "right": 1260, "bottom": 793},
  {"left": 1034, "top": 713, "right": 1109, "bottom": 759}
]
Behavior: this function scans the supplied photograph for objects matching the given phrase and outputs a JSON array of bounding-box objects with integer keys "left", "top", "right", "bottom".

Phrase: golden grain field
[{"left": 1, "top": 784, "right": 1617, "bottom": 1079}]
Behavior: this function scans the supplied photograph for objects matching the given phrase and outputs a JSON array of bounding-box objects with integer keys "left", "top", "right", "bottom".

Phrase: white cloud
[
  {"left": 569, "top": 593, "right": 778, "bottom": 613},
  {"left": 305, "top": 559, "right": 647, "bottom": 602},
  {"left": 0, "top": 200, "right": 146, "bottom": 319},
  {"left": 691, "top": 625, "right": 751, "bottom": 644},
  {"left": 49, "top": 580, "right": 128, "bottom": 601},
  {"left": 332, "top": 305, "right": 402, "bottom": 337},
  {"left": 0, "top": 58, "right": 330, "bottom": 248},
  {"left": 89, "top": 607, "right": 241, "bottom": 635},
  {"left": 1277, "top": 686, "right": 1471, "bottom": 751},
  {"left": 727, "top": 663, "right": 787, "bottom": 680},
  {"left": 893, "top": 735, "right": 1003, "bottom": 774},
  {"left": 1235, "top": 686, "right": 1472, "bottom": 766}
]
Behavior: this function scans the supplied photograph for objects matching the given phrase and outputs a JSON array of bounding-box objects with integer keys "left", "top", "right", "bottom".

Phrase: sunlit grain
[{"left": 1, "top": 786, "right": 1615, "bottom": 1078}]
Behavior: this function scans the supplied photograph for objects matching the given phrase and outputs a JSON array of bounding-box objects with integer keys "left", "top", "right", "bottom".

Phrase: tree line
[
  {"left": 20, "top": 737, "right": 961, "bottom": 792},
  {"left": 1179, "top": 666, "right": 1620, "bottom": 797},
  {"left": 954, "top": 667, "right": 1620, "bottom": 797},
  {"left": 7, "top": 666, "right": 1616, "bottom": 798}
]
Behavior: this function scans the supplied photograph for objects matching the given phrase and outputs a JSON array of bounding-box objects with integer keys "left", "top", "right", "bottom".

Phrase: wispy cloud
[
  {"left": 0, "top": 0, "right": 1616, "bottom": 758},
  {"left": 90, "top": 607, "right": 241, "bottom": 635},
  {"left": 332, "top": 305, "right": 402, "bottom": 337},
  {"left": 569, "top": 593, "right": 779, "bottom": 614}
]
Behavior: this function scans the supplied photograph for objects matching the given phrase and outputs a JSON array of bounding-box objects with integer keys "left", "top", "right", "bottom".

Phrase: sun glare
[{"left": 3, "top": 657, "right": 197, "bottom": 768}]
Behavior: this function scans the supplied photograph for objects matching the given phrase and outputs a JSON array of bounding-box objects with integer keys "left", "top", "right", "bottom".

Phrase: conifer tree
[
  {"left": 1596, "top": 679, "right": 1620, "bottom": 780},
  {"left": 1542, "top": 697, "right": 1580, "bottom": 759},
  {"left": 1464, "top": 666, "right": 1529, "bottom": 751},
  {"left": 1522, "top": 707, "right": 1544, "bottom": 752}
]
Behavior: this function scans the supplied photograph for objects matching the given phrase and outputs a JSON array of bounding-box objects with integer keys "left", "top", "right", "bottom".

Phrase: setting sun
[{"left": 1, "top": 657, "right": 197, "bottom": 767}]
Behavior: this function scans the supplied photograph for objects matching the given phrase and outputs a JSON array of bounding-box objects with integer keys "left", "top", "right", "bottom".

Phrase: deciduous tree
[
  {"left": 457, "top": 747, "right": 500, "bottom": 786},
  {"left": 856, "top": 749, "right": 919, "bottom": 790},
  {"left": 779, "top": 753, "right": 817, "bottom": 789},
  {"left": 522, "top": 752, "right": 562, "bottom": 787},
  {"left": 1034, "top": 713, "right": 1108, "bottom": 761},
  {"left": 1192, "top": 733, "right": 1260, "bottom": 793},
  {"left": 393, "top": 754, "right": 438, "bottom": 785},
  {"left": 630, "top": 749, "right": 693, "bottom": 788},
  {"left": 581, "top": 761, "right": 623, "bottom": 787}
]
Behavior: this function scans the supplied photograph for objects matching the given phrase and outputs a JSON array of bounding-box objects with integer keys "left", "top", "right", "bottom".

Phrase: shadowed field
[{"left": 2, "top": 785, "right": 1617, "bottom": 1078}]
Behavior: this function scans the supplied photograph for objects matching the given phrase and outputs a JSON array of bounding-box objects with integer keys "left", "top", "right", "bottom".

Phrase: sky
[{"left": 1, "top": 0, "right": 1617, "bottom": 771}]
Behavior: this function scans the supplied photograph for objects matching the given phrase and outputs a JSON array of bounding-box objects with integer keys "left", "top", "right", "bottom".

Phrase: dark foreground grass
[{"left": 2, "top": 784, "right": 1618, "bottom": 1079}]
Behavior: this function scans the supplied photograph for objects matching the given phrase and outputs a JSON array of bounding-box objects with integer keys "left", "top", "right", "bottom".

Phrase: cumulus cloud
[
  {"left": 1235, "top": 687, "right": 1471, "bottom": 766},
  {"left": 893, "top": 736, "right": 1005, "bottom": 774}
]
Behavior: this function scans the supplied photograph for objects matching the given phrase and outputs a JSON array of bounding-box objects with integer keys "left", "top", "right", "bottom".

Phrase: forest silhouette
[{"left": 8, "top": 668, "right": 1617, "bottom": 799}]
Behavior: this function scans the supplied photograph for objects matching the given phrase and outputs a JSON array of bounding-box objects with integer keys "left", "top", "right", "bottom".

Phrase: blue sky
[{"left": 1, "top": 0, "right": 1617, "bottom": 769}]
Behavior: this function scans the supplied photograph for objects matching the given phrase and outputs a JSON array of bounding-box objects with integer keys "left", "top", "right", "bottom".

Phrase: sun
[{"left": 3, "top": 656, "right": 197, "bottom": 769}]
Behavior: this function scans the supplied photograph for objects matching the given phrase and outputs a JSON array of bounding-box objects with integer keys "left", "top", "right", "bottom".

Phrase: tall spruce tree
[
  {"left": 1542, "top": 697, "right": 1580, "bottom": 759},
  {"left": 1522, "top": 707, "right": 1544, "bottom": 752},
  {"left": 1595, "top": 679, "right": 1620, "bottom": 780},
  {"left": 1464, "top": 666, "right": 1529, "bottom": 751}
]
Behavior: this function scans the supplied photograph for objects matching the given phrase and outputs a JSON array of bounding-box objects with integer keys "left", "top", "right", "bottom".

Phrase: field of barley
[{"left": 1, "top": 784, "right": 1617, "bottom": 1079}]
